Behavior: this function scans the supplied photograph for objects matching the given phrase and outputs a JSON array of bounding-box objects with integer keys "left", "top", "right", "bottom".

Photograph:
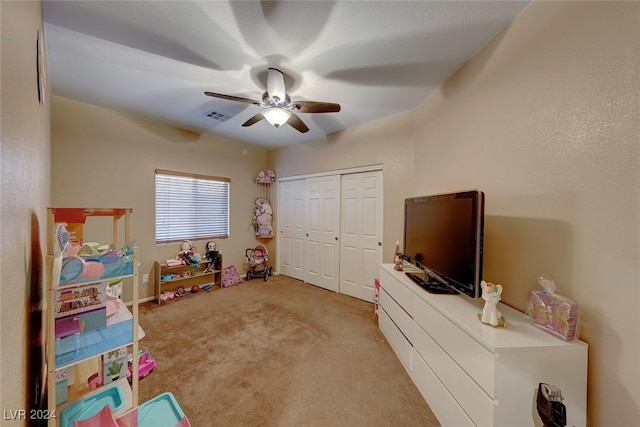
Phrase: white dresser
[{"left": 378, "top": 264, "right": 587, "bottom": 427}]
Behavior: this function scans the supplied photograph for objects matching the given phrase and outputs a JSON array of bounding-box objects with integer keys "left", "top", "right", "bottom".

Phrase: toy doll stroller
[{"left": 245, "top": 245, "right": 272, "bottom": 281}]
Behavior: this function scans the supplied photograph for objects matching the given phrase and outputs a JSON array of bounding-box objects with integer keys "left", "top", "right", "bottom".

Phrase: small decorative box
[{"left": 528, "top": 289, "right": 579, "bottom": 341}]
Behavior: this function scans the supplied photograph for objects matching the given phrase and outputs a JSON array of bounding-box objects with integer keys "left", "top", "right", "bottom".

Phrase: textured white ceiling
[{"left": 43, "top": 0, "right": 530, "bottom": 149}]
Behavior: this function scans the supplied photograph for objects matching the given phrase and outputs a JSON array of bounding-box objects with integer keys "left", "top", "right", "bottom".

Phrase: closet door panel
[
  {"left": 279, "top": 179, "right": 307, "bottom": 281},
  {"left": 340, "top": 244, "right": 359, "bottom": 290},
  {"left": 340, "top": 171, "right": 383, "bottom": 302},
  {"left": 340, "top": 195, "right": 359, "bottom": 292},
  {"left": 307, "top": 240, "right": 320, "bottom": 278},
  {"left": 306, "top": 175, "right": 340, "bottom": 292}
]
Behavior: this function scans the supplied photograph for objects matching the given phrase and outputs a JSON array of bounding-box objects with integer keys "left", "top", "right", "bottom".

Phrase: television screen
[{"left": 403, "top": 190, "right": 484, "bottom": 298}]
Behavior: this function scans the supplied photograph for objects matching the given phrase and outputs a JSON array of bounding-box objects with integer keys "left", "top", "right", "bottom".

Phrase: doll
[
  {"left": 189, "top": 245, "right": 201, "bottom": 263},
  {"left": 204, "top": 241, "right": 220, "bottom": 272}
]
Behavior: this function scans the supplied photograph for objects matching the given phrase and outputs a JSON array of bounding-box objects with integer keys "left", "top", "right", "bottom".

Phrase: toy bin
[
  {"left": 60, "top": 385, "right": 125, "bottom": 427},
  {"left": 116, "top": 392, "right": 190, "bottom": 427}
]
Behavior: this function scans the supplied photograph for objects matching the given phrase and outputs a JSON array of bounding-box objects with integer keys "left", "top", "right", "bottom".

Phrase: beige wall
[
  {"left": 268, "top": 111, "right": 415, "bottom": 263},
  {"left": 1, "top": 0, "right": 51, "bottom": 419},
  {"left": 413, "top": 3, "right": 639, "bottom": 425},
  {"left": 5, "top": 1, "right": 637, "bottom": 425},
  {"left": 269, "top": 1, "right": 640, "bottom": 425},
  {"left": 51, "top": 97, "right": 268, "bottom": 300}
]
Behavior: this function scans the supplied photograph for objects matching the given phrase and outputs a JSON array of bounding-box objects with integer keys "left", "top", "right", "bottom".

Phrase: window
[{"left": 155, "top": 169, "right": 230, "bottom": 244}]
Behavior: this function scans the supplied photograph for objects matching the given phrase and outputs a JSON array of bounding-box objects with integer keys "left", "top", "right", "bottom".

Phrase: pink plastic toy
[
  {"left": 160, "top": 290, "right": 175, "bottom": 303},
  {"left": 127, "top": 351, "right": 156, "bottom": 382}
]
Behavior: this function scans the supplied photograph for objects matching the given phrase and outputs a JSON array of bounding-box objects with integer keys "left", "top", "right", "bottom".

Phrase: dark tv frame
[{"left": 402, "top": 190, "right": 485, "bottom": 298}]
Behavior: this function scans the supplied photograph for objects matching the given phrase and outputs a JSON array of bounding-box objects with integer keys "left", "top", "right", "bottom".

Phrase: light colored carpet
[{"left": 137, "top": 274, "right": 440, "bottom": 426}]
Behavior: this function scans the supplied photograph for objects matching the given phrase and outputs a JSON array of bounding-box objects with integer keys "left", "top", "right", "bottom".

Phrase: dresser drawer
[
  {"left": 413, "top": 320, "right": 496, "bottom": 426},
  {"left": 412, "top": 294, "right": 496, "bottom": 396},
  {"left": 380, "top": 267, "right": 413, "bottom": 314},
  {"left": 380, "top": 288, "right": 412, "bottom": 341},
  {"left": 410, "top": 347, "right": 475, "bottom": 427},
  {"left": 378, "top": 306, "right": 411, "bottom": 371}
]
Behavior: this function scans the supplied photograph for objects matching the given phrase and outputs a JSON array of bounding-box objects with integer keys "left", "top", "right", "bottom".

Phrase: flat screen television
[{"left": 403, "top": 190, "right": 485, "bottom": 298}]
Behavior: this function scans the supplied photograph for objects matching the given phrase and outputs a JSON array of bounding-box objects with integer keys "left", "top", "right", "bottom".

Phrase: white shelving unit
[{"left": 46, "top": 208, "right": 139, "bottom": 426}]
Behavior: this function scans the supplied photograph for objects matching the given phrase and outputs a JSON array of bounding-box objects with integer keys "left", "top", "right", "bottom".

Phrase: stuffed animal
[
  {"left": 255, "top": 169, "right": 276, "bottom": 184},
  {"left": 253, "top": 197, "right": 274, "bottom": 237},
  {"left": 479, "top": 280, "right": 506, "bottom": 327}
]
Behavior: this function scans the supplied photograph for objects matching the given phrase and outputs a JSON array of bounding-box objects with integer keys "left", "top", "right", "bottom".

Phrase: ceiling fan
[{"left": 204, "top": 68, "right": 340, "bottom": 133}]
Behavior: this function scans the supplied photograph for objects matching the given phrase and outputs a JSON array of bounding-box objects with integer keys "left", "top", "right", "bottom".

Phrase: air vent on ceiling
[{"left": 205, "top": 110, "right": 232, "bottom": 122}]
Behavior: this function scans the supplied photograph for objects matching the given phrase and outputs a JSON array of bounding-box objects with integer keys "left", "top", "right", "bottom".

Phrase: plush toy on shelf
[
  {"left": 204, "top": 241, "right": 221, "bottom": 273},
  {"left": 204, "top": 241, "right": 217, "bottom": 262},
  {"left": 188, "top": 245, "right": 201, "bottom": 263},
  {"left": 255, "top": 169, "right": 276, "bottom": 184},
  {"left": 176, "top": 240, "right": 200, "bottom": 267},
  {"left": 177, "top": 240, "right": 191, "bottom": 258}
]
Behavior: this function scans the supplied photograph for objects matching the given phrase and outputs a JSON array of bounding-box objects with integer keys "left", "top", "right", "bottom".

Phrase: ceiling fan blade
[
  {"left": 267, "top": 68, "right": 286, "bottom": 103},
  {"left": 242, "top": 113, "right": 265, "bottom": 127},
  {"left": 204, "top": 92, "right": 261, "bottom": 106},
  {"left": 294, "top": 101, "right": 341, "bottom": 113},
  {"left": 287, "top": 113, "right": 309, "bottom": 133}
]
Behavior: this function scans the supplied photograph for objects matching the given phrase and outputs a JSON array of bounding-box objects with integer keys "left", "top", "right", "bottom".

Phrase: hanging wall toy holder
[
  {"left": 253, "top": 170, "right": 276, "bottom": 238},
  {"left": 253, "top": 197, "right": 274, "bottom": 238}
]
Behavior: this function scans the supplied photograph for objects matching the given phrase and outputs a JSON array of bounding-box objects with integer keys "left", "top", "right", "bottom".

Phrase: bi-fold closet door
[
  {"left": 279, "top": 170, "right": 383, "bottom": 302},
  {"left": 279, "top": 175, "right": 341, "bottom": 292}
]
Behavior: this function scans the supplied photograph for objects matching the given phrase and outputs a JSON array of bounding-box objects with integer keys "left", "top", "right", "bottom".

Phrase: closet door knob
[
  {"left": 378, "top": 242, "right": 382, "bottom": 246},
  {"left": 335, "top": 237, "right": 338, "bottom": 241}
]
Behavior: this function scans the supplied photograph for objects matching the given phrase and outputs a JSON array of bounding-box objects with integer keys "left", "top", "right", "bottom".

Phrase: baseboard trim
[
  {"left": 124, "top": 277, "right": 283, "bottom": 306},
  {"left": 123, "top": 295, "right": 156, "bottom": 306}
]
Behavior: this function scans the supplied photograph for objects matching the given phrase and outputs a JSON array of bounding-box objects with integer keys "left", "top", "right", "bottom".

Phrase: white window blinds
[{"left": 155, "top": 169, "right": 230, "bottom": 244}]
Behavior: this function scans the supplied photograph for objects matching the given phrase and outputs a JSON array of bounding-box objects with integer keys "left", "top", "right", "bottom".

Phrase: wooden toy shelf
[{"left": 154, "top": 256, "right": 222, "bottom": 304}]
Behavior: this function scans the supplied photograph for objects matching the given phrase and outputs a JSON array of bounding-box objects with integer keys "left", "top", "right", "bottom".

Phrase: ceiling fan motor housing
[{"left": 204, "top": 67, "right": 340, "bottom": 133}]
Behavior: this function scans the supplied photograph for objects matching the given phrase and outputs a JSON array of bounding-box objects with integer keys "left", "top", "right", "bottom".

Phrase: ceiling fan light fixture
[{"left": 262, "top": 108, "right": 291, "bottom": 128}]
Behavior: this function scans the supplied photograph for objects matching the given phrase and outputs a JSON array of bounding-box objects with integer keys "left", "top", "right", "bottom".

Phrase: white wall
[
  {"left": 0, "top": 0, "right": 51, "bottom": 417},
  {"left": 270, "top": 1, "right": 640, "bottom": 425}
]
